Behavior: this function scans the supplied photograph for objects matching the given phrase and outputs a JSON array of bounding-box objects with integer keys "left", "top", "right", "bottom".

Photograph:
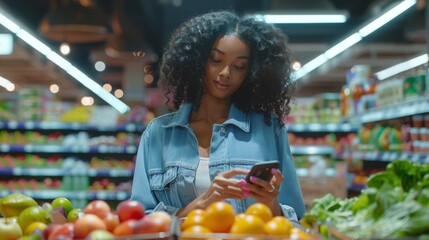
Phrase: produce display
[
  {"left": 0, "top": 194, "right": 172, "bottom": 240},
  {"left": 0, "top": 192, "right": 319, "bottom": 240},
  {"left": 301, "top": 160, "right": 429, "bottom": 239},
  {"left": 179, "top": 202, "right": 315, "bottom": 240}
]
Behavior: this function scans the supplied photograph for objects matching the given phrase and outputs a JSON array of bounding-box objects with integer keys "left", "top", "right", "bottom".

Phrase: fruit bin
[{"left": 172, "top": 216, "right": 322, "bottom": 240}]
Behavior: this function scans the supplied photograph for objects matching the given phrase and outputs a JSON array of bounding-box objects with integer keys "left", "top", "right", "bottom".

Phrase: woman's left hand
[{"left": 239, "top": 168, "right": 283, "bottom": 216}]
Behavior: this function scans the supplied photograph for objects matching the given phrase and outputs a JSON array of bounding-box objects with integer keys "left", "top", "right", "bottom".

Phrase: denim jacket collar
[{"left": 163, "top": 103, "right": 250, "bottom": 132}]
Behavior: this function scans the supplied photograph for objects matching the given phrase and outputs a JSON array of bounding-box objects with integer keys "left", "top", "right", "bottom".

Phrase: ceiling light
[
  {"left": 358, "top": 0, "right": 417, "bottom": 37},
  {"left": 103, "top": 83, "right": 112, "bottom": 92},
  {"left": 60, "top": 43, "right": 70, "bottom": 55},
  {"left": 114, "top": 89, "right": 124, "bottom": 98},
  {"left": 375, "top": 53, "right": 428, "bottom": 80},
  {"left": 0, "top": 6, "right": 130, "bottom": 113},
  {"left": 50, "top": 84, "right": 59, "bottom": 94},
  {"left": 256, "top": 12, "right": 348, "bottom": 24},
  {"left": 0, "top": 33, "right": 13, "bottom": 55},
  {"left": 95, "top": 61, "right": 106, "bottom": 72},
  {"left": 0, "top": 76, "right": 15, "bottom": 91},
  {"left": 293, "top": 0, "right": 416, "bottom": 81}
]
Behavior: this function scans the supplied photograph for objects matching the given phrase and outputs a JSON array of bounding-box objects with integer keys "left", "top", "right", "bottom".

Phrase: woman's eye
[{"left": 234, "top": 65, "right": 246, "bottom": 70}]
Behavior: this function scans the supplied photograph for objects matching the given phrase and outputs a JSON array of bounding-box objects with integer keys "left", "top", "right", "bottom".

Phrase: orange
[
  {"left": 186, "top": 209, "right": 206, "bottom": 218},
  {"left": 264, "top": 216, "right": 293, "bottom": 235},
  {"left": 182, "top": 225, "right": 213, "bottom": 240},
  {"left": 202, "top": 202, "right": 235, "bottom": 233},
  {"left": 229, "top": 214, "right": 265, "bottom": 235},
  {"left": 182, "top": 214, "right": 205, "bottom": 230},
  {"left": 290, "top": 227, "right": 314, "bottom": 240},
  {"left": 245, "top": 203, "right": 273, "bottom": 223}
]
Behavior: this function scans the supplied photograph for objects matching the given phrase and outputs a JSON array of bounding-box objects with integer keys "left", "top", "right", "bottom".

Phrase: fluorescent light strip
[
  {"left": 261, "top": 14, "right": 348, "bottom": 24},
  {"left": 324, "top": 33, "right": 362, "bottom": 59},
  {"left": 0, "top": 75, "right": 13, "bottom": 89},
  {"left": 375, "top": 53, "right": 428, "bottom": 80},
  {"left": 0, "top": 6, "right": 130, "bottom": 114},
  {"left": 294, "top": 0, "right": 417, "bottom": 81},
  {"left": 359, "top": 0, "right": 416, "bottom": 37}
]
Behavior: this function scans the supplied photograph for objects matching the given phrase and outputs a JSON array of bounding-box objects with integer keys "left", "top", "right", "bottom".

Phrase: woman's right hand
[{"left": 198, "top": 168, "right": 249, "bottom": 208}]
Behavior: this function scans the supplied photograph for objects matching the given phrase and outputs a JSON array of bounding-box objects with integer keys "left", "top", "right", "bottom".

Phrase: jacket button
[{"left": 220, "top": 127, "right": 226, "bottom": 135}]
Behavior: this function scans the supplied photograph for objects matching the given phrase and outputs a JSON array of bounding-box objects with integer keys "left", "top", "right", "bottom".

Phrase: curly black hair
[{"left": 159, "top": 10, "right": 296, "bottom": 126}]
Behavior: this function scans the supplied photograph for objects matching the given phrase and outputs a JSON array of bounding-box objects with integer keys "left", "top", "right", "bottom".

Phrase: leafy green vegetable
[{"left": 301, "top": 160, "right": 429, "bottom": 239}]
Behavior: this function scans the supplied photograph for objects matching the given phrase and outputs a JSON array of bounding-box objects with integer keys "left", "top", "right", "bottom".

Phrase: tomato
[{"left": 116, "top": 200, "right": 145, "bottom": 222}]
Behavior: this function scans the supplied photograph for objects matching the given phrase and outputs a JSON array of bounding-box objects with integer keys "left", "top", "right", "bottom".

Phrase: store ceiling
[{"left": 0, "top": 0, "right": 426, "bottom": 102}]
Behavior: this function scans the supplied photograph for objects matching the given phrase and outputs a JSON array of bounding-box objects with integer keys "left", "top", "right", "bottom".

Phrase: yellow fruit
[
  {"left": 230, "top": 214, "right": 265, "bottom": 235},
  {"left": 290, "top": 228, "right": 314, "bottom": 240},
  {"left": 182, "top": 225, "right": 213, "bottom": 240},
  {"left": 24, "top": 222, "right": 47, "bottom": 235},
  {"left": 202, "top": 202, "right": 235, "bottom": 233},
  {"left": 0, "top": 193, "right": 38, "bottom": 217},
  {"left": 264, "top": 216, "right": 293, "bottom": 235},
  {"left": 245, "top": 203, "right": 273, "bottom": 223},
  {"left": 182, "top": 214, "right": 205, "bottom": 230},
  {"left": 186, "top": 209, "right": 206, "bottom": 218}
]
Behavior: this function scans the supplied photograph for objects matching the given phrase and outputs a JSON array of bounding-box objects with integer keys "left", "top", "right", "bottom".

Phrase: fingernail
[
  {"left": 239, "top": 179, "right": 246, "bottom": 185},
  {"left": 271, "top": 168, "right": 280, "bottom": 174},
  {"left": 250, "top": 176, "right": 257, "bottom": 182},
  {"left": 241, "top": 186, "right": 250, "bottom": 192}
]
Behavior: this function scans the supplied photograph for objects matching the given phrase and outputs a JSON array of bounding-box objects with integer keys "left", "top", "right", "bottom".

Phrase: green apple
[
  {"left": 51, "top": 197, "right": 73, "bottom": 216},
  {"left": 0, "top": 217, "right": 23, "bottom": 240},
  {"left": 17, "top": 206, "right": 49, "bottom": 231},
  {"left": 67, "top": 208, "right": 82, "bottom": 223}
]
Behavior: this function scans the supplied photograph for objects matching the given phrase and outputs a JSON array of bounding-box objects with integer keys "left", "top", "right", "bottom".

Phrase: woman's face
[{"left": 203, "top": 34, "right": 250, "bottom": 100}]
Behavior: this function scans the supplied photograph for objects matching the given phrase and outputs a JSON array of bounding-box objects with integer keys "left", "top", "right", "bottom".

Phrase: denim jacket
[{"left": 131, "top": 103, "right": 305, "bottom": 220}]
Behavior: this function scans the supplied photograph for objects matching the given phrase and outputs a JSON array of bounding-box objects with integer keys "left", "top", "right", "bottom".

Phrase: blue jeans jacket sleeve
[{"left": 276, "top": 125, "right": 306, "bottom": 219}]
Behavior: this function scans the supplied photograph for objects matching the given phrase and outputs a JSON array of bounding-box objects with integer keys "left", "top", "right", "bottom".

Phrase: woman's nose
[{"left": 219, "top": 65, "right": 230, "bottom": 79}]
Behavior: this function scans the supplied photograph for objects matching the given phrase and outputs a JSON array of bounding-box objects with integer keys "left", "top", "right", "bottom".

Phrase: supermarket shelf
[
  {"left": 296, "top": 167, "right": 336, "bottom": 177},
  {"left": 0, "top": 144, "right": 137, "bottom": 154},
  {"left": 290, "top": 145, "right": 334, "bottom": 155},
  {"left": 0, "top": 121, "right": 145, "bottom": 132},
  {"left": 0, "top": 190, "right": 131, "bottom": 200},
  {"left": 287, "top": 123, "right": 358, "bottom": 133},
  {"left": 0, "top": 168, "right": 133, "bottom": 177},
  {"left": 343, "top": 96, "right": 429, "bottom": 124},
  {"left": 338, "top": 150, "right": 429, "bottom": 164}
]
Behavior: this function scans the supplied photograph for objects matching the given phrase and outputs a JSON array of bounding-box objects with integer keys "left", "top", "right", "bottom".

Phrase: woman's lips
[{"left": 214, "top": 80, "right": 229, "bottom": 90}]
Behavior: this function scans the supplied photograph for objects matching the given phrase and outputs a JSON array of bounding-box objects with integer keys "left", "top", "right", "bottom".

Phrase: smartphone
[{"left": 245, "top": 161, "right": 280, "bottom": 183}]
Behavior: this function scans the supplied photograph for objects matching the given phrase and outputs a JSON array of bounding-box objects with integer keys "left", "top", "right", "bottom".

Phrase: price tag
[
  {"left": 97, "top": 191, "right": 108, "bottom": 200},
  {"left": 8, "top": 121, "right": 18, "bottom": 129},
  {"left": 98, "top": 145, "right": 108, "bottom": 153},
  {"left": 13, "top": 168, "right": 23, "bottom": 176},
  {"left": 126, "top": 145, "right": 137, "bottom": 153},
  {"left": 425, "top": 155, "right": 429, "bottom": 164},
  {"left": 125, "top": 124, "right": 136, "bottom": 132},
  {"left": 117, "top": 191, "right": 128, "bottom": 200},
  {"left": 382, "top": 153, "right": 390, "bottom": 162},
  {"left": 76, "top": 191, "right": 86, "bottom": 199},
  {"left": 24, "top": 121, "right": 35, "bottom": 129},
  {"left": 411, "top": 154, "right": 420, "bottom": 163},
  {"left": 24, "top": 145, "right": 34, "bottom": 152},
  {"left": 88, "top": 169, "right": 97, "bottom": 177},
  {"left": 0, "top": 144, "right": 10, "bottom": 152},
  {"left": 400, "top": 152, "right": 408, "bottom": 160}
]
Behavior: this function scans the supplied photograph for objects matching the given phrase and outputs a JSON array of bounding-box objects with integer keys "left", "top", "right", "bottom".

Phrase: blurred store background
[{"left": 0, "top": 0, "right": 427, "bottom": 208}]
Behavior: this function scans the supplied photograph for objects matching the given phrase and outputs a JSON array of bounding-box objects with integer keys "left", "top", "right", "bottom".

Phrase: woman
[{"left": 131, "top": 10, "right": 305, "bottom": 220}]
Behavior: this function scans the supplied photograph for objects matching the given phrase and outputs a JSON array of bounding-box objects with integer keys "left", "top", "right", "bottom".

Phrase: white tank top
[{"left": 195, "top": 157, "right": 211, "bottom": 196}]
